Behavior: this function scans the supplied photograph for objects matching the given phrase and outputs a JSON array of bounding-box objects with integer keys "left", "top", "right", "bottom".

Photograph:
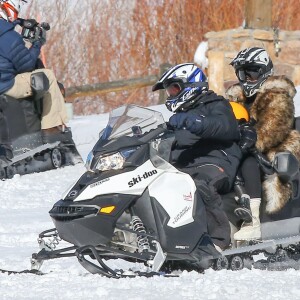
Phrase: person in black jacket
[
  {"left": 0, "top": 0, "right": 69, "bottom": 144},
  {"left": 153, "top": 63, "right": 242, "bottom": 250}
]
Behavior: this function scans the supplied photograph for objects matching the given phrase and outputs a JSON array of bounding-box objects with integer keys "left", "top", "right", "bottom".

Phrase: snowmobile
[
  {"left": 0, "top": 72, "right": 82, "bottom": 179},
  {"left": 30, "top": 105, "right": 300, "bottom": 277},
  {"left": 0, "top": 18, "right": 82, "bottom": 179}
]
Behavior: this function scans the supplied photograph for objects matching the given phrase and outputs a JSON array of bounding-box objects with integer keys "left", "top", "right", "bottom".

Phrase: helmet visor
[
  {"left": 165, "top": 82, "right": 183, "bottom": 97},
  {"left": 236, "top": 67, "right": 261, "bottom": 82}
]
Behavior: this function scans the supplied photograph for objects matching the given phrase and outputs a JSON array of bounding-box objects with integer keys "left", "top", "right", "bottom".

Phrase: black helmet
[
  {"left": 230, "top": 47, "right": 273, "bottom": 97},
  {"left": 152, "top": 63, "right": 208, "bottom": 112}
]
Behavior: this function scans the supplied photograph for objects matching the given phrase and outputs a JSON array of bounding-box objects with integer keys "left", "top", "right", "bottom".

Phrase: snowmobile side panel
[
  {"left": 261, "top": 194, "right": 300, "bottom": 222},
  {"left": 261, "top": 217, "right": 300, "bottom": 239},
  {"left": 148, "top": 171, "right": 197, "bottom": 228},
  {"left": 149, "top": 190, "right": 209, "bottom": 254},
  {"left": 11, "top": 132, "right": 44, "bottom": 155},
  {"left": 4, "top": 96, "right": 41, "bottom": 139}
]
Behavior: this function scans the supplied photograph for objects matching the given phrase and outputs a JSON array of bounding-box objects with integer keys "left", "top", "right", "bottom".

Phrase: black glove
[
  {"left": 239, "top": 123, "right": 257, "bottom": 154},
  {"left": 252, "top": 149, "right": 274, "bottom": 175},
  {"left": 35, "top": 58, "right": 45, "bottom": 69},
  {"left": 234, "top": 194, "right": 252, "bottom": 223},
  {"left": 169, "top": 112, "right": 203, "bottom": 134},
  {"left": 185, "top": 114, "right": 204, "bottom": 134},
  {"left": 33, "top": 26, "right": 46, "bottom": 46},
  {"left": 169, "top": 112, "right": 189, "bottom": 129}
]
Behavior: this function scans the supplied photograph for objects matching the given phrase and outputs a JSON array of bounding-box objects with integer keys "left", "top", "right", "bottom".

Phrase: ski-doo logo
[{"left": 128, "top": 170, "right": 158, "bottom": 187}]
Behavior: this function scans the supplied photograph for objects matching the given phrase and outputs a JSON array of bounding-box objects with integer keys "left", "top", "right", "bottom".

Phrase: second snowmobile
[
  {"left": 0, "top": 17, "right": 82, "bottom": 179},
  {"left": 30, "top": 105, "right": 300, "bottom": 277},
  {"left": 0, "top": 73, "right": 82, "bottom": 179}
]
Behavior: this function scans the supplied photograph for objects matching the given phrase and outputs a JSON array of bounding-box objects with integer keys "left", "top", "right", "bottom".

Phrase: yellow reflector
[{"left": 100, "top": 206, "right": 115, "bottom": 214}]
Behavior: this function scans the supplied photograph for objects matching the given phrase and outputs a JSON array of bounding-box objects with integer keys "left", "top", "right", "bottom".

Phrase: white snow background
[{"left": 1, "top": 92, "right": 300, "bottom": 300}]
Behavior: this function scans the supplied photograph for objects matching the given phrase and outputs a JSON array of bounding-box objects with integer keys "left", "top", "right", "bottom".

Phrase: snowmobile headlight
[
  {"left": 94, "top": 152, "right": 126, "bottom": 171},
  {"left": 86, "top": 148, "right": 137, "bottom": 172}
]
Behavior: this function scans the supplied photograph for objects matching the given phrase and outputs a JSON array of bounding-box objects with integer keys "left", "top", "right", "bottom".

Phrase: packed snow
[{"left": 0, "top": 103, "right": 300, "bottom": 300}]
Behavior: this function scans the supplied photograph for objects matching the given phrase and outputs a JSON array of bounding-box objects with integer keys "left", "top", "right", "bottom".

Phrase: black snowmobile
[
  {"left": 0, "top": 20, "right": 82, "bottom": 179},
  {"left": 30, "top": 105, "right": 300, "bottom": 277},
  {"left": 0, "top": 73, "right": 82, "bottom": 179}
]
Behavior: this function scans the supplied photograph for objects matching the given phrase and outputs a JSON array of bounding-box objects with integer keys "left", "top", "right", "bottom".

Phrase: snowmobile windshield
[
  {"left": 86, "top": 105, "right": 173, "bottom": 172},
  {"left": 100, "top": 105, "right": 166, "bottom": 141}
]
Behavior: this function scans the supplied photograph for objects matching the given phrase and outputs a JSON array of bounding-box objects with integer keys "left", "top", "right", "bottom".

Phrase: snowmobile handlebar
[
  {"left": 252, "top": 149, "right": 300, "bottom": 184},
  {"left": 252, "top": 149, "right": 274, "bottom": 175}
]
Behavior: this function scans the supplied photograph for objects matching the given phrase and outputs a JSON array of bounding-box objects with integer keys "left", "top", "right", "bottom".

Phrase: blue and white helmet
[
  {"left": 152, "top": 63, "right": 208, "bottom": 112},
  {"left": 230, "top": 47, "right": 273, "bottom": 98}
]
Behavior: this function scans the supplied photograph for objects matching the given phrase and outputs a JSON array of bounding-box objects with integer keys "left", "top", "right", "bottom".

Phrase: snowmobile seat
[{"left": 2, "top": 72, "right": 49, "bottom": 140}]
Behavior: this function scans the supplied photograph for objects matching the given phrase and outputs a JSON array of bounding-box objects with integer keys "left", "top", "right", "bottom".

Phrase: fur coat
[{"left": 226, "top": 76, "right": 300, "bottom": 214}]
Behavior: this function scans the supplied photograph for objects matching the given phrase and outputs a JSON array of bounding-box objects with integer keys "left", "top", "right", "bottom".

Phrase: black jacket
[{"left": 171, "top": 91, "right": 242, "bottom": 183}]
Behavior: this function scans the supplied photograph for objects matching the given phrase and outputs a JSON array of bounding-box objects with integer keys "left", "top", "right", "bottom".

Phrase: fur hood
[{"left": 226, "top": 76, "right": 300, "bottom": 213}]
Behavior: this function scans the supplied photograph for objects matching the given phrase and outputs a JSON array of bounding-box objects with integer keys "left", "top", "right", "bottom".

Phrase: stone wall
[{"left": 205, "top": 28, "right": 300, "bottom": 96}]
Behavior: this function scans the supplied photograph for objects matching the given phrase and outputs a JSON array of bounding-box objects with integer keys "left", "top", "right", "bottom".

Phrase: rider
[
  {"left": 228, "top": 101, "right": 263, "bottom": 241},
  {"left": 227, "top": 47, "right": 300, "bottom": 240},
  {"left": 0, "top": 0, "right": 69, "bottom": 144},
  {"left": 152, "top": 63, "right": 242, "bottom": 250}
]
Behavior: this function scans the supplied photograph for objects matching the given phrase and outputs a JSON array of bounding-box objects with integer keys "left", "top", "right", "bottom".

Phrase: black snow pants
[{"left": 180, "top": 164, "right": 231, "bottom": 250}]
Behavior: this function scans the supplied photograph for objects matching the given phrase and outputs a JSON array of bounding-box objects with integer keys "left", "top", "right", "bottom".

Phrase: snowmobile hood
[
  {"left": 92, "top": 126, "right": 166, "bottom": 155},
  {"left": 0, "top": 19, "right": 15, "bottom": 37}
]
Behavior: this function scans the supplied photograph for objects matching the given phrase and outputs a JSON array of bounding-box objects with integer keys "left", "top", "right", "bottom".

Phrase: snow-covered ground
[{"left": 0, "top": 103, "right": 300, "bottom": 300}]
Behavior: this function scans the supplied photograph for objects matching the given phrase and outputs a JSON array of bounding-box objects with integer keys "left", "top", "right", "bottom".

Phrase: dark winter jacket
[
  {"left": 171, "top": 91, "right": 242, "bottom": 184},
  {"left": 226, "top": 76, "right": 300, "bottom": 213},
  {"left": 0, "top": 19, "right": 42, "bottom": 94}
]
